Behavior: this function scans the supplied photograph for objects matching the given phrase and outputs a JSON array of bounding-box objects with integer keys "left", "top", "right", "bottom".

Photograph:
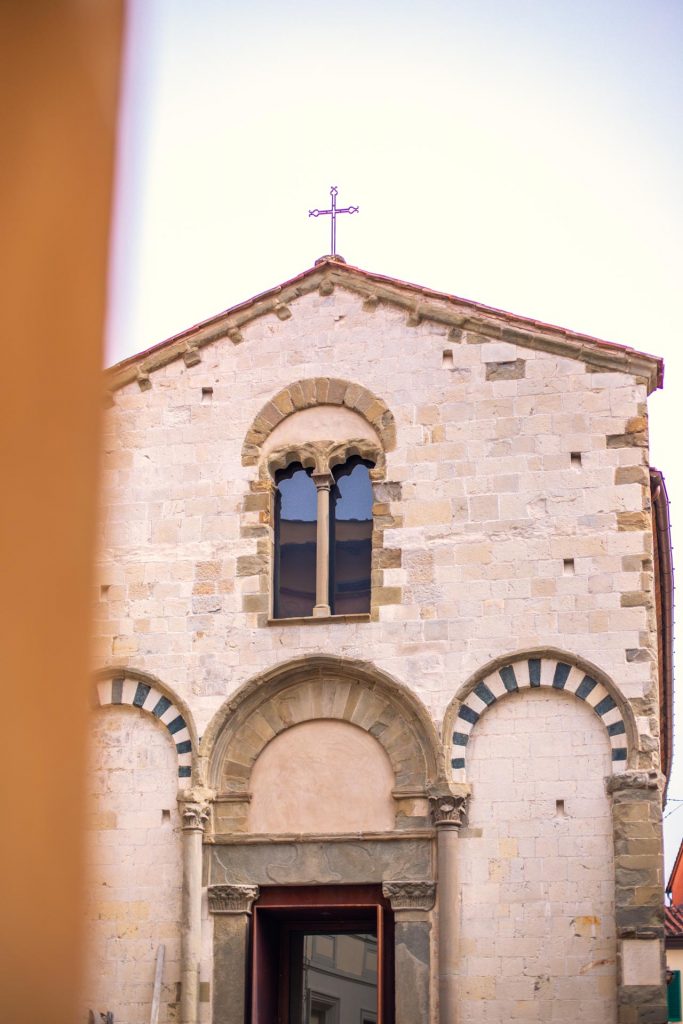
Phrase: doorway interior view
[{"left": 251, "top": 886, "right": 393, "bottom": 1024}]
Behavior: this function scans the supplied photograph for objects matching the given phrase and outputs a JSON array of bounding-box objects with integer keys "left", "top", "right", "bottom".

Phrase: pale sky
[{"left": 106, "top": 0, "right": 683, "bottom": 870}]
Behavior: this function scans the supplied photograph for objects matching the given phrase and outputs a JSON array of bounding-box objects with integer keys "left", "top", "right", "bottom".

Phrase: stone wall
[
  {"left": 457, "top": 687, "right": 617, "bottom": 1023},
  {"left": 96, "top": 285, "right": 658, "bottom": 757},
  {"left": 92, "top": 281, "right": 666, "bottom": 1022},
  {"left": 83, "top": 707, "right": 183, "bottom": 1024}
]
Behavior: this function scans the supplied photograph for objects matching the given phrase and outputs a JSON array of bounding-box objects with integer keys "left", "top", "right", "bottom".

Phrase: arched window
[
  {"left": 274, "top": 455, "right": 374, "bottom": 619},
  {"left": 274, "top": 463, "right": 318, "bottom": 619},
  {"left": 330, "top": 457, "right": 373, "bottom": 615}
]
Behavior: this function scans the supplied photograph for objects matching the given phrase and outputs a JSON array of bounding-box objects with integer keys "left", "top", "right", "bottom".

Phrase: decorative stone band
[
  {"left": 96, "top": 676, "right": 193, "bottom": 785},
  {"left": 382, "top": 881, "right": 436, "bottom": 912},
  {"left": 451, "top": 656, "right": 628, "bottom": 783},
  {"left": 208, "top": 884, "right": 260, "bottom": 915}
]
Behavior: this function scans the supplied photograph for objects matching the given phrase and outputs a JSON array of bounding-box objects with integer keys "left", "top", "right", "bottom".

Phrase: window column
[{"left": 312, "top": 472, "right": 332, "bottom": 616}]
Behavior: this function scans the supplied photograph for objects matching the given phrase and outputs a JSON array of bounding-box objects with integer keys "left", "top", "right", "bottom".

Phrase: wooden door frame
[{"left": 251, "top": 885, "right": 394, "bottom": 1024}]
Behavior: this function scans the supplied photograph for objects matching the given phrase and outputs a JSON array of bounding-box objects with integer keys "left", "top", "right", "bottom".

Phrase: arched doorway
[{"left": 202, "top": 656, "right": 443, "bottom": 1024}]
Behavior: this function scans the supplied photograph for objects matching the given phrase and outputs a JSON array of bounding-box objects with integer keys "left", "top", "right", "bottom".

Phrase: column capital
[
  {"left": 312, "top": 471, "right": 333, "bottom": 490},
  {"left": 177, "top": 788, "right": 214, "bottom": 832},
  {"left": 208, "top": 884, "right": 260, "bottom": 915},
  {"left": 382, "top": 880, "right": 436, "bottom": 912},
  {"left": 429, "top": 788, "right": 470, "bottom": 829},
  {"left": 180, "top": 801, "right": 210, "bottom": 831}
]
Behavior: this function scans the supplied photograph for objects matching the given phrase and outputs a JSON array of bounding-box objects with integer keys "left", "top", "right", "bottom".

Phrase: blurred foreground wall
[{"left": 0, "top": 4, "right": 123, "bottom": 1023}]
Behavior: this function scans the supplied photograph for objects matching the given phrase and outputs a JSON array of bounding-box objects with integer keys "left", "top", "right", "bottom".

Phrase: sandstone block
[
  {"left": 485, "top": 359, "right": 526, "bottom": 381},
  {"left": 617, "top": 512, "right": 649, "bottom": 531}
]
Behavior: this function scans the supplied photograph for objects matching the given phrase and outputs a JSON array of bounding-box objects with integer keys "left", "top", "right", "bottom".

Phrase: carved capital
[
  {"left": 177, "top": 786, "right": 214, "bottom": 831},
  {"left": 180, "top": 801, "right": 211, "bottom": 832},
  {"left": 606, "top": 770, "right": 664, "bottom": 796},
  {"left": 208, "top": 884, "right": 260, "bottom": 915},
  {"left": 429, "top": 791, "right": 469, "bottom": 828},
  {"left": 382, "top": 880, "right": 436, "bottom": 912},
  {"left": 265, "top": 438, "right": 383, "bottom": 483},
  {"left": 312, "top": 471, "right": 333, "bottom": 491}
]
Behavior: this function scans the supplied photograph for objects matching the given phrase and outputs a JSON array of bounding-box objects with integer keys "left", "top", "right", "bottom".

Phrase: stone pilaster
[
  {"left": 383, "top": 881, "right": 436, "bottom": 1024},
  {"left": 209, "top": 885, "right": 259, "bottom": 1024},
  {"left": 178, "top": 792, "right": 212, "bottom": 1024},
  {"left": 607, "top": 770, "right": 667, "bottom": 1024}
]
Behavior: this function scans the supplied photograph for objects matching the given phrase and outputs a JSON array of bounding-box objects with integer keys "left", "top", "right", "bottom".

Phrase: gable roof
[{"left": 105, "top": 257, "right": 664, "bottom": 394}]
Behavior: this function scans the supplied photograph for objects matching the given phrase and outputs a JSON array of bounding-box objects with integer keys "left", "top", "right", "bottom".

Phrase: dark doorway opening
[{"left": 251, "top": 886, "right": 394, "bottom": 1024}]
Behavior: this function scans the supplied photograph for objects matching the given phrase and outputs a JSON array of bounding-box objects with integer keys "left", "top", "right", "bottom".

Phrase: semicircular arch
[
  {"left": 443, "top": 648, "right": 636, "bottom": 783},
  {"left": 241, "top": 378, "right": 396, "bottom": 466},
  {"left": 202, "top": 656, "right": 443, "bottom": 799},
  {"left": 94, "top": 667, "right": 198, "bottom": 788}
]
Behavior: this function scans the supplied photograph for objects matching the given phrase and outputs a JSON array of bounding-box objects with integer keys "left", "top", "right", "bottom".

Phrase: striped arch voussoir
[
  {"left": 450, "top": 655, "right": 629, "bottom": 783},
  {"left": 96, "top": 674, "right": 193, "bottom": 787}
]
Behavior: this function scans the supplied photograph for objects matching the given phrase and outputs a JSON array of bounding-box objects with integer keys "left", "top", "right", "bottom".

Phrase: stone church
[{"left": 86, "top": 256, "right": 674, "bottom": 1024}]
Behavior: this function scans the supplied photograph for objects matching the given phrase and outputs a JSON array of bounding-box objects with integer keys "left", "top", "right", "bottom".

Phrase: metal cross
[{"left": 308, "top": 186, "right": 359, "bottom": 256}]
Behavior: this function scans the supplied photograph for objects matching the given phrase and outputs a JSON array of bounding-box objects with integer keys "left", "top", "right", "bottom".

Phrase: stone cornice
[{"left": 104, "top": 261, "right": 663, "bottom": 396}]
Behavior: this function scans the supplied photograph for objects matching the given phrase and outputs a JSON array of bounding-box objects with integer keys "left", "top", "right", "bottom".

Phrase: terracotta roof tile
[{"left": 665, "top": 905, "right": 683, "bottom": 938}]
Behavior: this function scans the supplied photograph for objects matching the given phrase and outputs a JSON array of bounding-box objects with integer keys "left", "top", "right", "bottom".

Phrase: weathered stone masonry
[{"left": 89, "top": 259, "right": 671, "bottom": 1024}]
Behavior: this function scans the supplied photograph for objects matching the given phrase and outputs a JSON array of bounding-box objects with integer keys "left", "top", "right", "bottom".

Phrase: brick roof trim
[
  {"left": 666, "top": 905, "right": 683, "bottom": 945},
  {"left": 105, "top": 258, "right": 665, "bottom": 394}
]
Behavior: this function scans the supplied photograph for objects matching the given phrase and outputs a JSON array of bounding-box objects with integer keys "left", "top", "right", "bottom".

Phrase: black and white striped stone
[
  {"left": 451, "top": 656, "right": 627, "bottom": 782},
  {"left": 97, "top": 677, "right": 192, "bottom": 785}
]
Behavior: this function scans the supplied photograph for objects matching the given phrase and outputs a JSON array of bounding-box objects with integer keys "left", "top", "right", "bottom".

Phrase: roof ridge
[{"left": 105, "top": 261, "right": 664, "bottom": 395}]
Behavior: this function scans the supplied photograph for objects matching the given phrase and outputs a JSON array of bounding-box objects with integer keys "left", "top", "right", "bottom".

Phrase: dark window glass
[
  {"left": 275, "top": 463, "right": 317, "bottom": 619},
  {"left": 330, "top": 457, "right": 373, "bottom": 615}
]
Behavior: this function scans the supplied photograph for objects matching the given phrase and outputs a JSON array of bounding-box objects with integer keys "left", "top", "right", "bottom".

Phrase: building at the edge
[
  {"left": 85, "top": 256, "right": 674, "bottom": 1024},
  {"left": 666, "top": 844, "right": 683, "bottom": 1021}
]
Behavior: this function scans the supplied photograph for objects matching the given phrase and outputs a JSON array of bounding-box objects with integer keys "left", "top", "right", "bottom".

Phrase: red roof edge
[
  {"left": 107, "top": 259, "right": 665, "bottom": 386},
  {"left": 668, "top": 842, "right": 683, "bottom": 898}
]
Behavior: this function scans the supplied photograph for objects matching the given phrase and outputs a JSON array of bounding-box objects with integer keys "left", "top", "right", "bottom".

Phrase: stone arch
[
  {"left": 94, "top": 667, "right": 198, "bottom": 787},
  {"left": 241, "top": 378, "right": 397, "bottom": 466},
  {"left": 443, "top": 648, "right": 636, "bottom": 783},
  {"left": 264, "top": 437, "right": 385, "bottom": 481},
  {"left": 202, "top": 656, "right": 443, "bottom": 832}
]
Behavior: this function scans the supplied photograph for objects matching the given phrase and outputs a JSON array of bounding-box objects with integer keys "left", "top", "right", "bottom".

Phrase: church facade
[{"left": 86, "top": 258, "right": 673, "bottom": 1024}]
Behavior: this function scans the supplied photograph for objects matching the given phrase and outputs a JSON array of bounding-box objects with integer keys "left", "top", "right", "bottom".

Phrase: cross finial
[{"left": 308, "top": 186, "right": 359, "bottom": 257}]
